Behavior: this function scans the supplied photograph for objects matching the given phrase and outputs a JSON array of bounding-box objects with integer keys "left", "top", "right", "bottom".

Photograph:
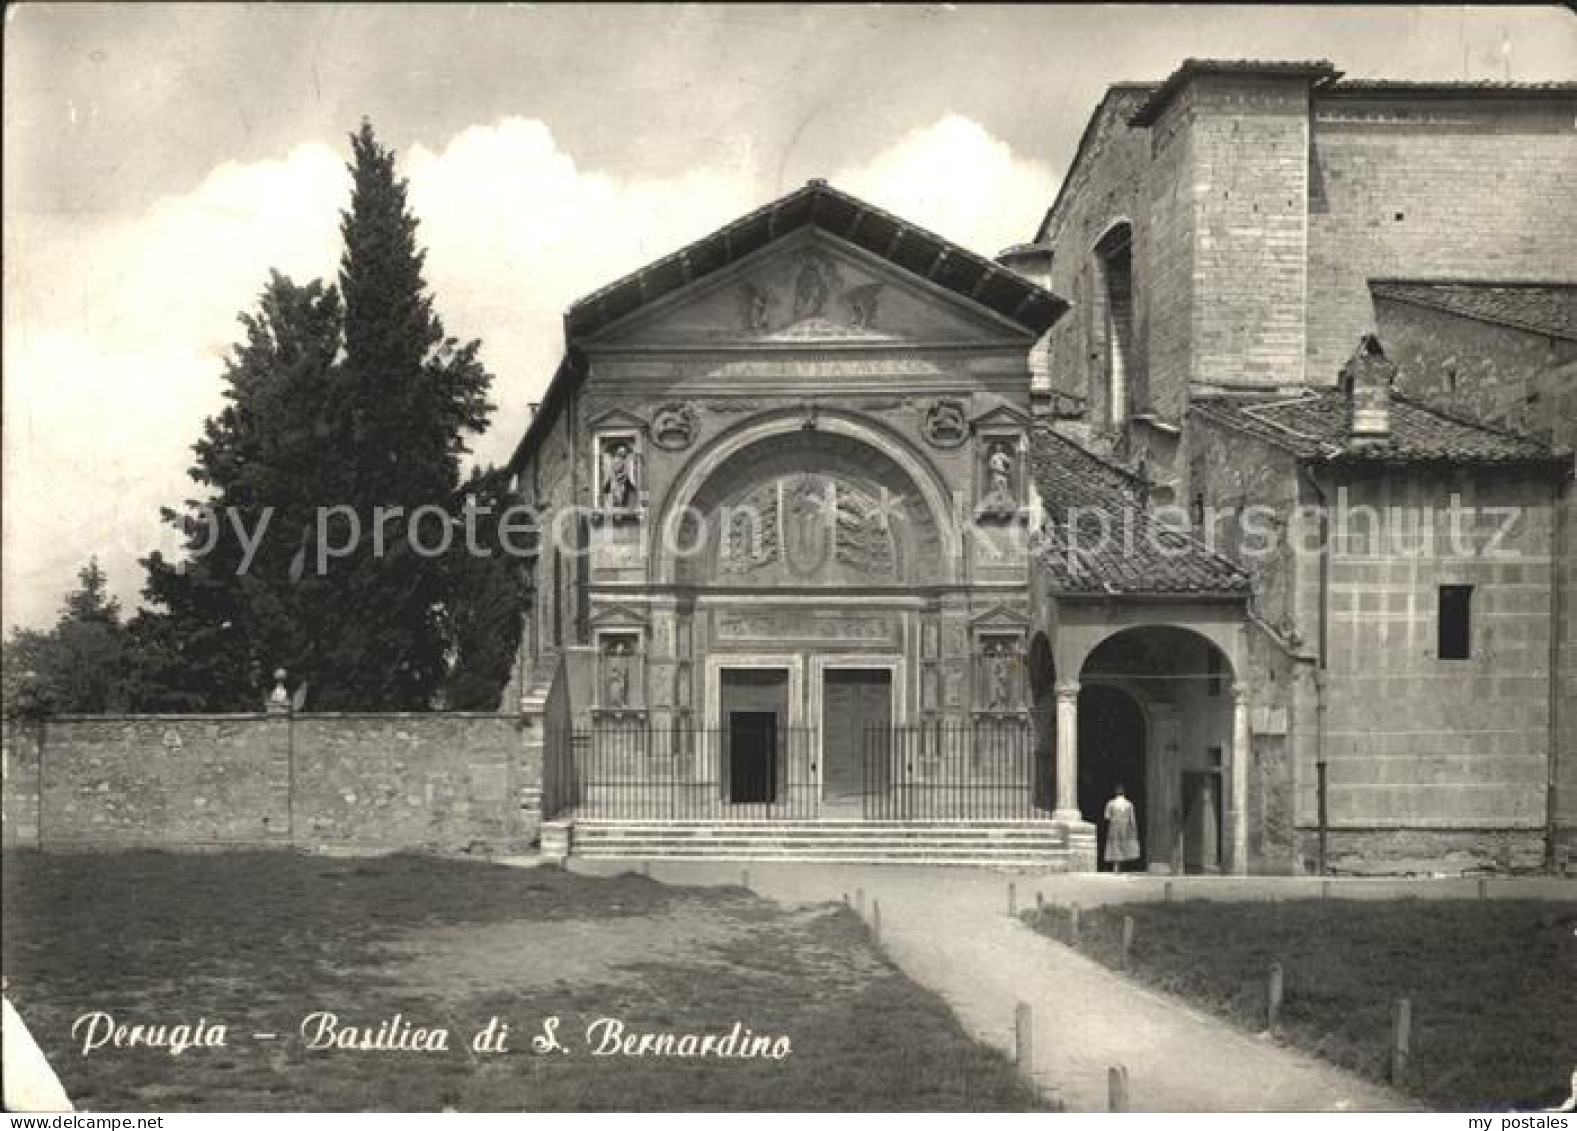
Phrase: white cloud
[
  {"left": 832, "top": 114, "right": 1058, "bottom": 257},
  {"left": 3, "top": 113, "right": 1049, "bottom": 629}
]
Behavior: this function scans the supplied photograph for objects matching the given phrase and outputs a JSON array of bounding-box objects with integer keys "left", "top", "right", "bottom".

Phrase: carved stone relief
[
  {"left": 651, "top": 403, "right": 698, "bottom": 451},
  {"left": 717, "top": 474, "right": 899, "bottom": 583},
  {"left": 922, "top": 398, "right": 970, "bottom": 448},
  {"left": 734, "top": 252, "right": 889, "bottom": 336}
]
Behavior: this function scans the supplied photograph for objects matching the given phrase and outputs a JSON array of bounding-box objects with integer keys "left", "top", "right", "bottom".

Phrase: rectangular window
[{"left": 1438, "top": 585, "right": 1473, "bottom": 660}]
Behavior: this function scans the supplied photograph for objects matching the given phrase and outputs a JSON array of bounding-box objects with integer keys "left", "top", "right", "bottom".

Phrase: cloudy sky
[{"left": 5, "top": 3, "right": 1575, "bottom": 629}]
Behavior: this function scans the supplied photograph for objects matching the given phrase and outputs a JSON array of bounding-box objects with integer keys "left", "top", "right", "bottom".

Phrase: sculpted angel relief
[{"left": 719, "top": 474, "right": 900, "bottom": 582}]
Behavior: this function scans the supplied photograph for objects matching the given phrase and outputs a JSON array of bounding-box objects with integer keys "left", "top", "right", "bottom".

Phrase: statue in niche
[
  {"left": 601, "top": 441, "right": 639, "bottom": 510},
  {"left": 983, "top": 442, "right": 1017, "bottom": 510},
  {"left": 793, "top": 257, "right": 829, "bottom": 320},
  {"left": 604, "top": 639, "right": 631, "bottom": 709},
  {"left": 923, "top": 399, "right": 969, "bottom": 448},
  {"left": 986, "top": 642, "right": 1015, "bottom": 711},
  {"left": 844, "top": 282, "right": 884, "bottom": 330},
  {"left": 740, "top": 282, "right": 771, "bottom": 331}
]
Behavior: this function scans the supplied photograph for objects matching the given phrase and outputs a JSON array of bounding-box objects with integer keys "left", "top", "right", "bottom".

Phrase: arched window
[{"left": 1092, "top": 223, "right": 1135, "bottom": 428}]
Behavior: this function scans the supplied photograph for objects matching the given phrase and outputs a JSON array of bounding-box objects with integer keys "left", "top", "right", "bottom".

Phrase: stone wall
[
  {"left": 1, "top": 712, "right": 533, "bottom": 852},
  {"left": 1306, "top": 94, "right": 1577, "bottom": 383},
  {"left": 1038, "top": 88, "right": 1156, "bottom": 432},
  {"left": 1377, "top": 299, "right": 1576, "bottom": 861},
  {"left": 1175, "top": 75, "right": 1313, "bottom": 392},
  {"left": 1315, "top": 469, "right": 1554, "bottom": 843}
]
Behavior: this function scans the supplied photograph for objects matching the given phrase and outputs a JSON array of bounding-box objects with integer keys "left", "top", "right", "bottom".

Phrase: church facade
[{"left": 507, "top": 61, "right": 1575, "bottom": 875}]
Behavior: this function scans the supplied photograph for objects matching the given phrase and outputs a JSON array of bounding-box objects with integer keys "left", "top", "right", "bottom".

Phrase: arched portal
[
  {"left": 1078, "top": 625, "right": 1237, "bottom": 873},
  {"left": 1077, "top": 684, "right": 1147, "bottom": 868}
]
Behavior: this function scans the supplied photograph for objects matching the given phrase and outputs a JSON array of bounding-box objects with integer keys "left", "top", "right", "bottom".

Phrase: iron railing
[
  {"left": 543, "top": 718, "right": 1051, "bottom": 821},
  {"left": 864, "top": 721, "right": 1048, "bottom": 820}
]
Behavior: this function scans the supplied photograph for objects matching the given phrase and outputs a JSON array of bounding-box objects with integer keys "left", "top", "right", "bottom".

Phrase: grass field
[
  {"left": 1024, "top": 898, "right": 1577, "bottom": 1112},
  {"left": 1, "top": 850, "right": 1046, "bottom": 1112}
]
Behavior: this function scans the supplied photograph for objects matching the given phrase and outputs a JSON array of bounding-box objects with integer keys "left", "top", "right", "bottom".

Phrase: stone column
[
  {"left": 1230, "top": 683, "right": 1252, "bottom": 875},
  {"left": 1054, "top": 679, "right": 1082, "bottom": 821}
]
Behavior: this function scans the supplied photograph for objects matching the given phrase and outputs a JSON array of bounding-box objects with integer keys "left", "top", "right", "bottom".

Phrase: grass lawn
[
  {"left": 2, "top": 850, "right": 1046, "bottom": 1112},
  {"left": 1024, "top": 898, "right": 1577, "bottom": 1112}
]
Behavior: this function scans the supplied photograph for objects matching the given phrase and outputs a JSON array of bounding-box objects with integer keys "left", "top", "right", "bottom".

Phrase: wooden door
[{"left": 822, "top": 669, "right": 892, "bottom": 800}]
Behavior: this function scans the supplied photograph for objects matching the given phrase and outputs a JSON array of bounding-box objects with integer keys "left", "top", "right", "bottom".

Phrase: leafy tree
[
  {"left": 2, "top": 560, "right": 134, "bottom": 715},
  {"left": 442, "top": 466, "right": 532, "bottom": 711},
  {"left": 132, "top": 122, "right": 495, "bottom": 711},
  {"left": 319, "top": 121, "right": 494, "bottom": 709},
  {"left": 130, "top": 273, "right": 345, "bottom": 711}
]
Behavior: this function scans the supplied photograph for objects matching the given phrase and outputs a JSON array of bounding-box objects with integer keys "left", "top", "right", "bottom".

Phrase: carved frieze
[{"left": 715, "top": 609, "right": 898, "bottom": 645}]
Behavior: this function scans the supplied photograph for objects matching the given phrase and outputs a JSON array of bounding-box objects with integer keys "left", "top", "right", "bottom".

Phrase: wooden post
[
  {"left": 1108, "top": 1064, "right": 1130, "bottom": 1112},
  {"left": 1121, "top": 915, "right": 1135, "bottom": 971},
  {"left": 871, "top": 899, "right": 882, "bottom": 945},
  {"left": 1391, "top": 998, "right": 1411, "bottom": 1086},
  {"left": 1008, "top": 882, "right": 1017, "bottom": 917},
  {"left": 1266, "top": 962, "right": 1284, "bottom": 1034},
  {"left": 1014, "top": 1002, "right": 1033, "bottom": 1070},
  {"left": 1069, "top": 902, "right": 1081, "bottom": 946}
]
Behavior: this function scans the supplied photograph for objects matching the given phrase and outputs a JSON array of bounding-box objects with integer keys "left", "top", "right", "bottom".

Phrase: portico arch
[
  {"left": 1051, "top": 621, "right": 1253, "bottom": 874},
  {"left": 653, "top": 408, "right": 961, "bottom": 586}
]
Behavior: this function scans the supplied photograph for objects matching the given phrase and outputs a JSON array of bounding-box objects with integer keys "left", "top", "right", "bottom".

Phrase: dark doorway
[
  {"left": 720, "top": 669, "right": 789, "bottom": 805},
  {"left": 823, "top": 669, "right": 892, "bottom": 800},
  {"left": 1028, "top": 633, "right": 1056, "bottom": 812},
  {"left": 727, "top": 711, "right": 778, "bottom": 803},
  {"left": 1077, "top": 685, "right": 1147, "bottom": 868}
]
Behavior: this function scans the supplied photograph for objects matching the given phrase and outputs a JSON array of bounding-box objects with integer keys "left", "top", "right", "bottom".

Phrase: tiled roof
[
  {"left": 1370, "top": 280, "right": 1577, "bottom": 342},
  {"left": 1326, "top": 79, "right": 1577, "bottom": 97},
  {"left": 1129, "top": 59, "right": 1340, "bottom": 126},
  {"left": 1191, "top": 389, "right": 1565, "bottom": 466},
  {"left": 1028, "top": 428, "right": 1252, "bottom": 596}
]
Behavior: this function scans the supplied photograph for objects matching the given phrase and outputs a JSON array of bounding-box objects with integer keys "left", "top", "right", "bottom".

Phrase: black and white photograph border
[{"left": 3, "top": 1, "right": 1575, "bottom": 1116}]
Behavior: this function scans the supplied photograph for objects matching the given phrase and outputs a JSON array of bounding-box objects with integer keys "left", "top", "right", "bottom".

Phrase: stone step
[
  {"left": 580, "top": 826, "right": 1072, "bottom": 839},
  {"left": 575, "top": 849, "right": 1072, "bottom": 867},
  {"left": 574, "top": 826, "right": 1066, "bottom": 839},
  {"left": 572, "top": 819, "right": 1063, "bottom": 829}
]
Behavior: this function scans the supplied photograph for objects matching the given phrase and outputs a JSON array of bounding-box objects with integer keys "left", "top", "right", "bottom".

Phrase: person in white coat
[{"left": 1103, "top": 784, "right": 1142, "bottom": 873}]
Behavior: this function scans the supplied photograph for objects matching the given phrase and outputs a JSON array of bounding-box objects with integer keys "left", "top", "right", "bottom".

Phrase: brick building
[
  {"left": 1023, "top": 59, "right": 1575, "bottom": 871},
  {"left": 504, "top": 61, "right": 1575, "bottom": 874}
]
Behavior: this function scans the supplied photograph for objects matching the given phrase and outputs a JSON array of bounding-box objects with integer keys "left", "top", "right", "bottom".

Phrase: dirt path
[{"left": 571, "top": 862, "right": 1422, "bottom": 1112}]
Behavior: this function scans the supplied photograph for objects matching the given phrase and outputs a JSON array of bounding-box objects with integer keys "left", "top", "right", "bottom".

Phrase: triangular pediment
[
  {"left": 970, "top": 604, "right": 1032, "bottom": 630},
  {"left": 589, "top": 230, "right": 1037, "bottom": 348},
  {"left": 589, "top": 604, "right": 650, "bottom": 629},
  {"left": 971, "top": 401, "right": 1032, "bottom": 429},
  {"left": 586, "top": 407, "right": 649, "bottom": 431}
]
